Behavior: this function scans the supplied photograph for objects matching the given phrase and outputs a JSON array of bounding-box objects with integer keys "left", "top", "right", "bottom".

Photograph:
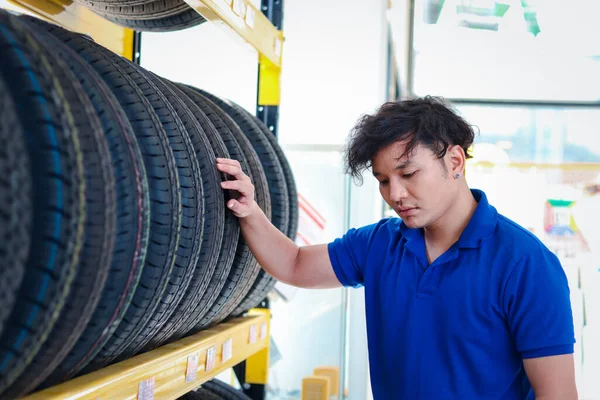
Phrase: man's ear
[{"left": 448, "top": 145, "right": 466, "bottom": 175}]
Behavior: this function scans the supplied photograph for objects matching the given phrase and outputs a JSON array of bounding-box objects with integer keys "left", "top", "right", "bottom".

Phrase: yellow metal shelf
[
  {"left": 22, "top": 312, "right": 270, "bottom": 400},
  {"left": 183, "top": 0, "right": 283, "bottom": 68},
  {"left": 5, "top": 0, "right": 134, "bottom": 59}
]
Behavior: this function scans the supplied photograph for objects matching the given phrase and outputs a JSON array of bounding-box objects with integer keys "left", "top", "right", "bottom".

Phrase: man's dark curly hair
[{"left": 344, "top": 96, "right": 476, "bottom": 184}]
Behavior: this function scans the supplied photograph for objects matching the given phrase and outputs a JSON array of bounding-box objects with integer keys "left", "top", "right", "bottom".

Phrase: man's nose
[{"left": 389, "top": 181, "right": 408, "bottom": 202}]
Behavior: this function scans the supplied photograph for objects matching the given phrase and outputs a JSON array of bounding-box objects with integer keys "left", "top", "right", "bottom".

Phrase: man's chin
[{"left": 398, "top": 215, "right": 422, "bottom": 229}]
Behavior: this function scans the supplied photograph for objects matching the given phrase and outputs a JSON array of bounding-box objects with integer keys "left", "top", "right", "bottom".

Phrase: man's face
[{"left": 371, "top": 141, "right": 459, "bottom": 229}]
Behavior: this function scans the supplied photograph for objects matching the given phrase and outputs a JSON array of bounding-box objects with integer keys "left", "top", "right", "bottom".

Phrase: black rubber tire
[
  {"left": 182, "top": 387, "right": 224, "bottom": 400},
  {"left": 229, "top": 103, "right": 299, "bottom": 316},
  {"left": 2, "top": 21, "right": 117, "bottom": 399},
  {"left": 234, "top": 103, "right": 299, "bottom": 241},
  {"left": 0, "top": 73, "right": 30, "bottom": 342},
  {"left": 87, "top": 4, "right": 205, "bottom": 33},
  {"left": 202, "top": 379, "right": 252, "bottom": 400},
  {"left": 192, "top": 93, "right": 289, "bottom": 319},
  {"left": 196, "top": 90, "right": 289, "bottom": 236},
  {"left": 183, "top": 89, "right": 269, "bottom": 331},
  {"left": 70, "top": 41, "right": 186, "bottom": 372},
  {"left": 0, "top": 11, "right": 85, "bottom": 396},
  {"left": 84, "top": 0, "right": 192, "bottom": 20},
  {"left": 119, "top": 71, "right": 211, "bottom": 359},
  {"left": 37, "top": 23, "right": 179, "bottom": 377},
  {"left": 24, "top": 18, "right": 151, "bottom": 387},
  {"left": 144, "top": 83, "right": 238, "bottom": 349}
]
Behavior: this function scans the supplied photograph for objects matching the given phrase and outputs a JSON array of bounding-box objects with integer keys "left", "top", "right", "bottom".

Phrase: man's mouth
[{"left": 397, "top": 207, "right": 417, "bottom": 216}]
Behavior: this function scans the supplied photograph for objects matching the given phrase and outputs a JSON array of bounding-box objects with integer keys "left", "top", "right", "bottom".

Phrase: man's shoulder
[
  {"left": 493, "top": 213, "right": 557, "bottom": 263},
  {"left": 342, "top": 217, "right": 403, "bottom": 247}
]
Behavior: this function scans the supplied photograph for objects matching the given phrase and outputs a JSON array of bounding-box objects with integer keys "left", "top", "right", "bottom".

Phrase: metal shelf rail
[
  {"left": 6, "top": 0, "right": 135, "bottom": 59},
  {"left": 22, "top": 311, "right": 270, "bottom": 400}
]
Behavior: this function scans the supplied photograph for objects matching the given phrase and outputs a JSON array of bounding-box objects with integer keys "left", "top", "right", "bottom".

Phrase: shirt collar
[{"left": 399, "top": 189, "right": 497, "bottom": 250}]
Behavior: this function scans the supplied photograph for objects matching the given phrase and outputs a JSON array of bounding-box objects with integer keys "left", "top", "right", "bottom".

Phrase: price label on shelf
[
  {"left": 186, "top": 353, "right": 199, "bottom": 383},
  {"left": 222, "top": 338, "right": 233, "bottom": 362},
  {"left": 245, "top": 7, "right": 255, "bottom": 28},
  {"left": 232, "top": 0, "right": 246, "bottom": 17},
  {"left": 138, "top": 377, "right": 155, "bottom": 400},
  {"left": 274, "top": 37, "right": 282, "bottom": 58},
  {"left": 249, "top": 325, "right": 258, "bottom": 344},
  {"left": 206, "top": 346, "right": 217, "bottom": 372},
  {"left": 260, "top": 322, "right": 267, "bottom": 340}
]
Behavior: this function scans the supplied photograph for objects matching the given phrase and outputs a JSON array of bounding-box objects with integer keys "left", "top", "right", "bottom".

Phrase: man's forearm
[{"left": 239, "top": 205, "right": 300, "bottom": 284}]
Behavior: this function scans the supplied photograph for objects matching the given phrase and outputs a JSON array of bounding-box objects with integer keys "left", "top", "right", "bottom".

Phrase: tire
[
  {"left": 182, "top": 387, "right": 224, "bottom": 400},
  {"left": 71, "top": 40, "right": 186, "bottom": 372},
  {"left": 202, "top": 379, "right": 252, "bottom": 400},
  {"left": 192, "top": 93, "right": 289, "bottom": 319},
  {"left": 103, "top": 9, "right": 205, "bottom": 32},
  {"left": 23, "top": 17, "right": 151, "bottom": 387},
  {"left": 37, "top": 23, "right": 180, "bottom": 377},
  {"left": 78, "top": 0, "right": 206, "bottom": 33},
  {"left": 230, "top": 103, "right": 299, "bottom": 316},
  {"left": 0, "top": 73, "right": 30, "bottom": 342},
  {"left": 84, "top": 0, "right": 190, "bottom": 20},
  {"left": 0, "top": 11, "right": 85, "bottom": 395},
  {"left": 182, "top": 88, "right": 269, "bottom": 331},
  {"left": 233, "top": 103, "right": 299, "bottom": 241},
  {"left": 120, "top": 71, "right": 211, "bottom": 358},
  {"left": 144, "top": 83, "right": 238, "bottom": 348},
  {"left": 3, "top": 21, "right": 117, "bottom": 399},
  {"left": 195, "top": 90, "right": 289, "bottom": 236}
]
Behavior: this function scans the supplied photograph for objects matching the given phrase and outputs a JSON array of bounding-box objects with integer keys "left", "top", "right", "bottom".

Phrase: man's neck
[{"left": 424, "top": 186, "right": 478, "bottom": 253}]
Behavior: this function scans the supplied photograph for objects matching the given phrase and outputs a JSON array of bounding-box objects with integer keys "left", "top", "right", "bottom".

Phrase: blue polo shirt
[{"left": 328, "top": 189, "right": 575, "bottom": 399}]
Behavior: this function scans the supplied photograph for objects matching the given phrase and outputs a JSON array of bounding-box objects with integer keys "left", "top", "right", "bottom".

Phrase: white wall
[{"left": 140, "top": 17, "right": 259, "bottom": 112}]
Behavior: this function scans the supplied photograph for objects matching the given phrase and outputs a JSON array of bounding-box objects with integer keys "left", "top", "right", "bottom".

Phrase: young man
[{"left": 217, "top": 97, "right": 578, "bottom": 399}]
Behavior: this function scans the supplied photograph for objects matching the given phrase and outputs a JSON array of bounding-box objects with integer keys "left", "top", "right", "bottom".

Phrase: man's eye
[
  {"left": 379, "top": 180, "right": 389, "bottom": 186},
  {"left": 402, "top": 171, "right": 416, "bottom": 179}
]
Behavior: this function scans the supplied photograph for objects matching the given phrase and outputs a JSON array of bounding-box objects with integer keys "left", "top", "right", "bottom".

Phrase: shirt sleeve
[
  {"left": 503, "top": 248, "right": 576, "bottom": 359},
  {"left": 327, "top": 220, "right": 388, "bottom": 288}
]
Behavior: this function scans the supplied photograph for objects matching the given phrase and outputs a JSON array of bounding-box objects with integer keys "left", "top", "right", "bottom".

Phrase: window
[{"left": 412, "top": 0, "right": 600, "bottom": 102}]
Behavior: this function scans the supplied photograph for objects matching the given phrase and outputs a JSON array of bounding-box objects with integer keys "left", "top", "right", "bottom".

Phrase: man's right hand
[
  {"left": 216, "top": 158, "right": 259, "bottom": 218},
  {"left": 215, "top": 158, "right": 341, "bottom": 289}
]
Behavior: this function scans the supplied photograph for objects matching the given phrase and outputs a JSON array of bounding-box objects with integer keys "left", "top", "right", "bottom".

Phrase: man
[{"left": 217, "top": 97, "right": 577, "bottom": 399}]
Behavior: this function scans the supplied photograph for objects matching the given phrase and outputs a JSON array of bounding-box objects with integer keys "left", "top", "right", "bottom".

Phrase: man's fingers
[
  {"left": 216, "top": 158, "right": 242, "bottom": 168},
  {"left": 216, "top": 162, "right": 249, "bottom": 182},
  {"left": 221, "top": 179, "right": 252, "bottom": 195}
]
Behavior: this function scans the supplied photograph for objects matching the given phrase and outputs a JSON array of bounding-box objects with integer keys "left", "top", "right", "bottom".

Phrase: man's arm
[
  {"left": 523, "top": 354, "right": 578, "bottom": 399},
  {"left": 217, "top": 158, "right": 341, "bottom": 289}
]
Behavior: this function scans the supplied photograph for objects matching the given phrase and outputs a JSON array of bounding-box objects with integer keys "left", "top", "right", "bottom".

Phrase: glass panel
[
  {"left": 456, "top": 104, "right": 600, "bottom": 398},
  {"left": 412, "top": 0, "right": 600, "bottom": 102},
  {"left": 267, "top": 148, "right": 349, "bottom": 399}
]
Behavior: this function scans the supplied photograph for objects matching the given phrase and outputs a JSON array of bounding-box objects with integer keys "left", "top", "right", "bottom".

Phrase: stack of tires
[
  {"left": 181, "top": 378, "right": 252, "bottom": 400},
  {"left": 0, "top": 10, "right": 297, "bottom": 399}
]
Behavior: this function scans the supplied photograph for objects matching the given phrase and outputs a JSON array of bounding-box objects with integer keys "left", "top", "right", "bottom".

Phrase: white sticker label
[
  {"left": 245, "top": 7, "right": 255, "bottom": 28},
  {"left": 233, "top": 0, "right": 246, "bottom": 17},
  {"left": 260, "top": 322, "right": 267, "bottom": 340},
  {"left": 222, "top": 338, "right": 233, "bottom": 362},
  {"left": 206, "top": 346, "right": 217, "bottom": 372},
  {"left": 186, "top": 353, "right": 199, "bottom": 383},
  {"left": 274, "top": 37, "right": 282, "bottom": 58},
  {"left": 138, "top": 377, "right": 155, "bottom": 400},
  {"left": 249, "top": 325, "right": 258, "bottom": 344}
]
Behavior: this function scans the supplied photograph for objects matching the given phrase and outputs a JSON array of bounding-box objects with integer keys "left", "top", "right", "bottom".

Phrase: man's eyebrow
[
  {"left": 394, "top": 160, "right": 413, "bottom": 170},
  {"left": 373, "top": 160, "right": 413, "bottom": 177}
]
